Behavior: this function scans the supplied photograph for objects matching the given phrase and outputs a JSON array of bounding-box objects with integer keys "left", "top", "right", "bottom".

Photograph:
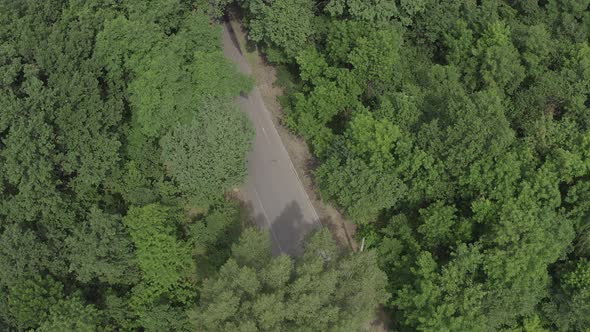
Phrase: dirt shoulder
[{"left": 226, "top": 18, "right": 359, "bottom": 252}]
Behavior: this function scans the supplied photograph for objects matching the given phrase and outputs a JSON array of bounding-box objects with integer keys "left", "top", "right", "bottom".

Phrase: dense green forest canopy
[
  {"left": 0, "top": 0, "right": 252, "bottom": 329},
  {"left": 4, "top": 0, "right": 590, "bottom": 330},
  {"left": 0, "top": 0, "right": 387, "bottom": 330},
  {"left": 226, "top": 0, "right": 590, "bottom": 331}
]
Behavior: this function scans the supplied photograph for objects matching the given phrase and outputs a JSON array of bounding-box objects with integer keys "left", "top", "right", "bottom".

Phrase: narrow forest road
[{"left": 222, "top": 22, "right": 322, "bottom": 256}]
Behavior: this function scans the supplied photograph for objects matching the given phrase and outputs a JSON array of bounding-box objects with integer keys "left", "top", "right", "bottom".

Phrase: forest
[
  {"left": 1, "top": 0, "right": 590, "bottom": 331},
  {"left": 0, "top": 0, "right": 385, "bottom": 331},
  {"left": 225, "top": 0, "right": 590, "bottom": 331}
]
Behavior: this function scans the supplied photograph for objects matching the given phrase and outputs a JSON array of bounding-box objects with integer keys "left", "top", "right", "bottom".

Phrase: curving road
[{"left": 222, "top": 22, "right": 321, "bottom": 256}]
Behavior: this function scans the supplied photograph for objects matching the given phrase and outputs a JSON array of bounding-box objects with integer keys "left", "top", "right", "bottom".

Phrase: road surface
[{"left": 222, "top": 22, "right": 321, "bottom": 256}]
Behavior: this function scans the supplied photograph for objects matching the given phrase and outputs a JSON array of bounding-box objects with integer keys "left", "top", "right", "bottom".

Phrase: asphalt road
[{"left": 222, "top": 22, "right": 321, "bottom": 256}]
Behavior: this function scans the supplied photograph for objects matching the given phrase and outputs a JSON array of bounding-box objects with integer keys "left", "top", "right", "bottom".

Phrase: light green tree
[
  {"left": 123, "top": 204, "right": 196, "bottom": 321},
  {"left": 160, "top": 99, "right": 253, "bottom": 205},
  {"left": 239, "top": 0, "right": 315, "bottom": 61},
  {"left": 194, "top": 229, "right": 389, "bottom": 331}
]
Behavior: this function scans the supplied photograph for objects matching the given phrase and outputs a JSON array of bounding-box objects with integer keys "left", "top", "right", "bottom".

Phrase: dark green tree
[{"left": 65, "top": 207, "right": 139, "bottom": 285}]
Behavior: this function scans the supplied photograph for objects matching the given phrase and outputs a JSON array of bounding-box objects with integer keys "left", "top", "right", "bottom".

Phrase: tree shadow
[
  {"left": 224, "top": 10, "right": 257, "bottom": 54},
  {"left": 270, "top": 200, "right": 315, "bottom": 257},
  {"left": 241, "top": 198, "right": 321, "bottom": 257},
  {"left": 223, "top": 20, "right": 242, "bottom": 56},
  {"left": 244, "top": 200, "right": 303, "bottom": 256},
  {"left": 233, "top": 195, "right": 258, "bottom": 228}
]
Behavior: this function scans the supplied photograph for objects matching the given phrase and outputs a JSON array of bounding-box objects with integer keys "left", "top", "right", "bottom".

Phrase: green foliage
[
  {"left": 193, "top": 229, "right": 389, "bottom": 331},
  {"left": 541, "top": 258, "right": 590, "bottom": 332},
  {"left": 37, "top": 295, "right": 101, "bottom": 332},
  {"left": 394, "top": 247, "right": 488, "bottom": 331},
  {"left": 0, "top": 224, "right": 50, "bottom": 288},
  {"left": 0, "top": 0, "right": 254, "bottom": 330},
  {"left": 7, "top": 276, "right": 63, "bottom": 330},
  {"left": 8, "top": 0, "right": 590, "bottom": 329},
  {"left": 239, "top": 0, "right": 590, "bottom": 330},
  {"left": 65, "top": 207, "right": 139, "bottom": 285},
  {"left": 189, "top": 200, "right": 245, "bottom": 276},
  {"left": 160, "top": 99, "right": 253, "bottom": 205},
  {"left": 475, "top": 21, "right": 525, "bottom": 94},
  {"left": 239, "top": 0, "right": 315, "bottom": 61},
  {"left": 324, "top": 0, "right": 399, "bottom": 23},
  {"left": 123, "top": 204, "right": 195, "bottom": 307},
  {"left": 417, "top": 201, "right": 464, "bottom": 249},
  {"left": 96, "top": 11, "right": 252, "bottom": 137},
  {"left": 317, "top": 156, "right": 406, "bottom": 224}
]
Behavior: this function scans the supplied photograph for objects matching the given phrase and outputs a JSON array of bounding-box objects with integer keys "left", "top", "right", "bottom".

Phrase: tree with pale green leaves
[
  {"left": 237, "top": 0, "right": 315, "bottom": 62},
  {"left": 194, "top": 229, "right": 389, "bottom": 331},
  {"left": 123, "top": 204, "right": 195, "bottom": 309},
  {"left": 160, "top": 99, "right": 253, "bottom": 205}
]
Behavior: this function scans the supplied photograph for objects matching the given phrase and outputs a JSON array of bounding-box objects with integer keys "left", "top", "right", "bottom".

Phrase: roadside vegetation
[
  {"left": 0, "top": 0, "right": 385, "bottom": 331},
  {"left": 221, "top": 0, "right": 590, "bottom": 331}
]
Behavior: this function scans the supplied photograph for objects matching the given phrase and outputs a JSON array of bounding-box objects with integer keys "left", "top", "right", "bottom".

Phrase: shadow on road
[
  {"left": 223, "top": 19, "right": 242, "bottom": 55},
  {"left": 242, "top": 198, "right": 306, "bottom": 256},
  {"left": 241, "top": 199, "right": 322, "bottom": 257},
  {"left": 271, "top": 200, "right": 309, "bottom": 256}
]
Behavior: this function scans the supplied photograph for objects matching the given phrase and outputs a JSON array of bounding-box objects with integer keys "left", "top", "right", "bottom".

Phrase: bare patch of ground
[{"left": 226, "top": 18, "right": 358, "bottom": 252}]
